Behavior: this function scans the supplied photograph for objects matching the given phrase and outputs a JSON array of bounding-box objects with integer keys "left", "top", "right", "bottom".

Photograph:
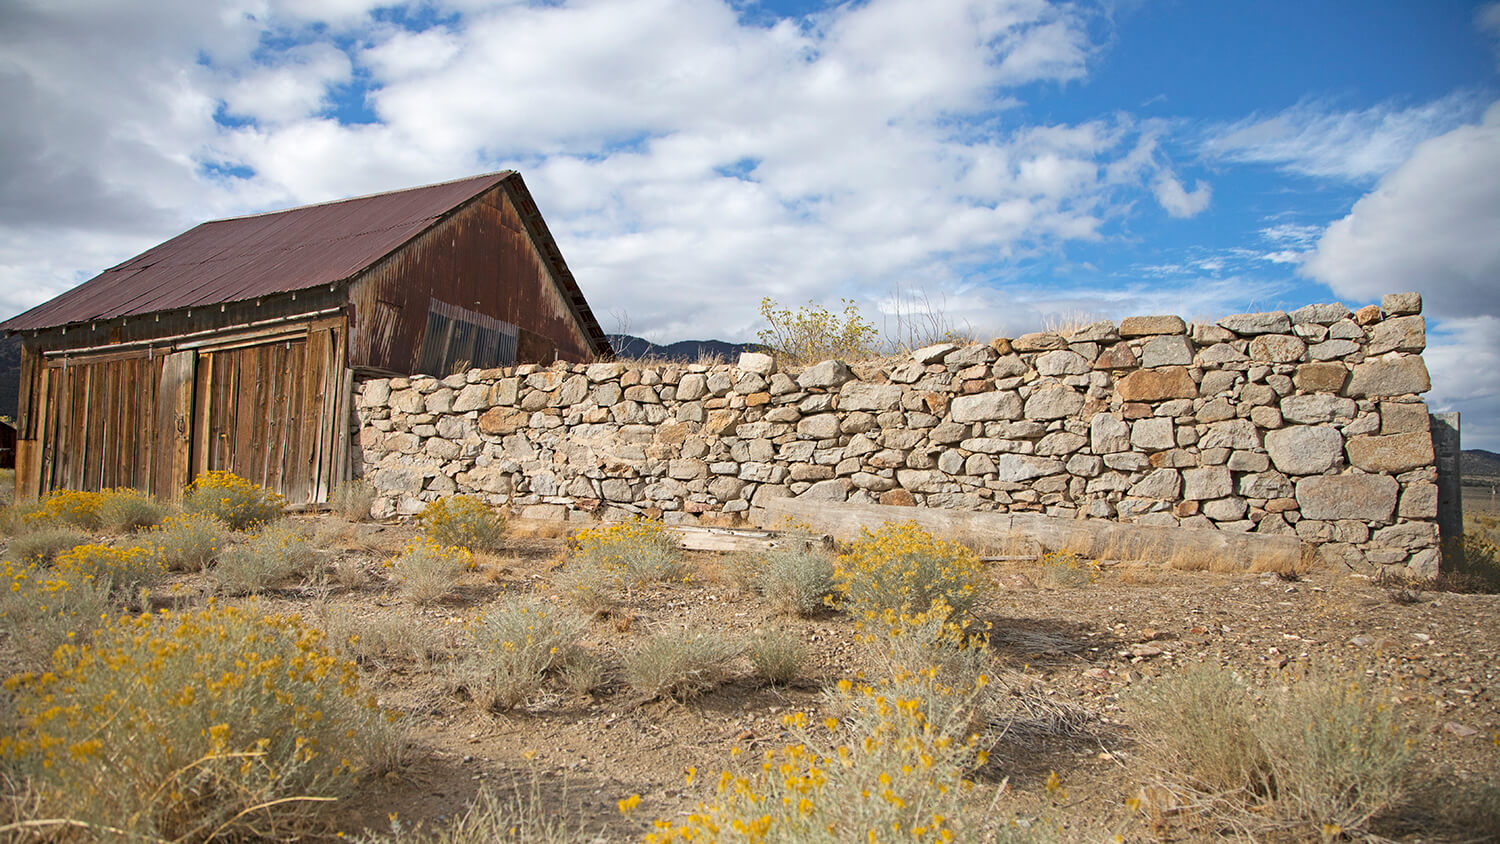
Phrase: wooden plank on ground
[
  {"left": 756, "top": 498, "right": 1306, "bottom": 571},
  {"left": 671, "top": 524, "right": 831, "bottom": 554}
]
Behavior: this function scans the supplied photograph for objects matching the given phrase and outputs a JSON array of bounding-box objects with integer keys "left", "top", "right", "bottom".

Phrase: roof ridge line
[{"left": 201, "top": 170, "right": 515, "bottom": 224}]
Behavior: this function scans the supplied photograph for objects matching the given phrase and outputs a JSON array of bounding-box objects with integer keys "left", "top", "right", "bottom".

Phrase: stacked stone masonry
[{"left": 356, "top": 292, "right": 1441, "bottom": 576}]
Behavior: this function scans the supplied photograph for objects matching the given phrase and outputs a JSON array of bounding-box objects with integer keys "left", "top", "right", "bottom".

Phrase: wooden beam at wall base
[{"left": 755, "top": 498, "right": 1307, "bottom": 573}]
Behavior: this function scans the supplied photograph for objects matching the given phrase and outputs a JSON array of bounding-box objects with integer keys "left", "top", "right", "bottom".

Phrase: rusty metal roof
[{"left": 1, "top": 172, "right": 610, "bottom": 347}]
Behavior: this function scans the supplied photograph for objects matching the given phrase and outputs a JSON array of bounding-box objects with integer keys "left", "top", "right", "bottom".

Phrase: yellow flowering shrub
[
  {"left": 0, "top": 559, "right": 112, "bottom": 668},
  {"left": 418, "top": 494, "right": 507, "bottom": 551},
  {"left": 1, "top": 603, "right": 393, "bottom": 841},
  {"left": 182, "top": 470, "right": 285, "bottom": 530},
  {"left": 390, "top": 538, "right": 473, "bottom": 605},
  {"left": 53, "top": 542, "right": 164, "bottom": 594},
  {"left": 1036, "top": 550, "right": 1098, "bottom": 588},
  {"left": 22, "top": 489, "right": 104, "bottom": 531},
  {"left": 464, "top": 594, "right": 587, "bottom": 711},
  {"left": 572, "top": 518, "right": 685, "bottom": 584},
  {"left": 833, "top": 522, "right": 984, "bottom": 619}
]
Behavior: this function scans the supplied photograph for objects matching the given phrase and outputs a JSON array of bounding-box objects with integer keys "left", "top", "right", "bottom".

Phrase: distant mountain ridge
[
  {"left": 1463, "top": 449, "right": 1500, "bottom": 482},
  {"left": 607, "top": 334, "right": 757, "bottom": 362}
]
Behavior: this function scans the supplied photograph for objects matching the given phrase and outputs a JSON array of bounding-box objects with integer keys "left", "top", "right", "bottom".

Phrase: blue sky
[{"left": 2, "top": 0, "right": 1498, "bottom": 446}]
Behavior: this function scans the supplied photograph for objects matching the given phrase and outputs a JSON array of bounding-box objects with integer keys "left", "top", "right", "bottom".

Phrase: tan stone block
[{"left": 1116, "top": 367, "right": 1198, "bottom": 401}]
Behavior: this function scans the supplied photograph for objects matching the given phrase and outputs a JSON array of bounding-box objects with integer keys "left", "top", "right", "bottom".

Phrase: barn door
[{"left": 153, "top": 351, "right": 196, "bottom": 501}]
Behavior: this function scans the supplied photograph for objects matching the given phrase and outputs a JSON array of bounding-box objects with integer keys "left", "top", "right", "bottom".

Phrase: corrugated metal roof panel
[{"left": 1, "top": 172, "right": 512, "bottom": 332}]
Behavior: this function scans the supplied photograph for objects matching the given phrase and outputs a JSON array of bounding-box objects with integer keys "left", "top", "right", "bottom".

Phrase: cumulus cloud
[
  {"left": 1151, "top": 172, "right": 1211, "bottom": 218},
  {"left": 1202, "top": 94, "right": 1480, "bottom": 181},
  {"left": 1301, "top": 102, "right": 1500, "bottom": 319}
]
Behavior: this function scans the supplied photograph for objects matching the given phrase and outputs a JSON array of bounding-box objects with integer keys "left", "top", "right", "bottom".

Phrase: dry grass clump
[
  {"left": 1128, "top": 661, "right": 1410, "bottom": 838},
  {"left": 354, "top": 783, "right": 595, "bottom": 843},
  {"left": 418, "top": 494, "right": 507, "bottom": 551},
  {"left": 745, "top": 628, "right": 804, "bottom": 686},
  {"left": 0, "top": 559, "right": 113, "bottom": 668},
  {"left": 834, "top": 520, "right": 984, "bottom": 619},
  {"left": 213, "top": 519, "right": 317, "bottom": 595},
  {"left": 1, "top": 603, "right": 395, "bottom": 842},
  {"left": 462, "top": 594, "right": 587, "bottom": 711},
  {"left": 750, "top": 547, "right": 835, "bottom": 616},
  {"left": 315, "top": 603, "right": 447, "bottom": 670},
  {"left": 183, "top": 470, "right": 285, "bottom": 530},
  {"left": 96, "top": 487, "right": 173, "bottom": 533},
  {"left": 1035, "top": 550, "right": 1097, "bottom": 588},
  {"left": 2, "top": 525, "right": 87, "bottom": 565},
  {"left": 623, "top": 628, "right": 741, "bottom": 701},
  {"left": 330, "top": 479, "right": 378, "bottom": 522},
  {"left": 389, "top": 538, "right": 473, "bottom": 605},
  {"left": 145, "top": 511, "right": 231, "bottom": 572}
]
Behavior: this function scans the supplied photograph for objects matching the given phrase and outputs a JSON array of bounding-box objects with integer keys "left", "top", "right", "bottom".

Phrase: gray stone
[
  {"left": 1239, "top": 471, "right": 1293, "bottom": 499},
  {"left": 677, "top": 373, "right": 708, "bottom": 401},
  {"left": 1296, "top": 474, "right": 1398, "bottom": 521},
  {"left": 1248, "top": 334, "right": 1307, "bottom": 363},
  {"left": 1227, "top": 450, "right": 1269, "bottom": 472},
  {"left": 993, "top": 455, "right": 1066, "bottom": 482},
  {"left": 1367, "top": 315, "right": 1425, "bottom": 354},
  {"left": 1066, "top": 453, "right": 1103, "bottom": 477},
  {"left": 1345, "top": 431, "right": 1434, "bottom": 473},
  {"left": 1200, "top": 370, "right": 1241, "bottom": 395},
  {"left": 1182, "top": 466, "right": 1232, "bottom": 500},
  {"left": 1380, "top": 401, "right": 1430, "bottom": 434},
  {"left": 390, "top": 389, "right": 424, "bottom": 414},
  {"left": 912, "top": 343, "right": 960, "bottom": 364},
  {"left": 1308, "top": 339, "right": 1361, "bottom": 361},
  {"left": 1346, "top": 355, "right": 1431, "bottom": 397},
  {"left": 1035, "top": 350, "right": 1091, "bottom": 376},
  {"left": 798, "top": 360, "right": 855, "bottom": 389},
  {"left": 1035, "top": 432, "right": 1087, "bottom": 456},
  {"left": 838, "top": 382, "right": 904, "bottom": 411},
  {"left": 1024, "top": 385, "right": 1085, "bottom": 419},
  {"left": 950, "top": 390, "right": 1023, "bottom": 422},
  {"left": 1219, "top": 311, "right": 1292, "bottom": 335},
  {"left": 1200, "top": 419, "right": 1260, "bottom": 450},
  {"left": 1372, "top": 521, "right": 1439, "bottom": 551},
  {"left": 1280, "top": 394, "right": 1356, "bottom": 424},
  {"left": 1068, "top": 320, "right": 1119, "bottom": 343},
  {"left": 1398, "top": 482, "right": 1439, "bottom": 519},
  {"left": 1196, "top": 343, "right": 1249, "bottom": 366},
  {"left": 1265, "top": 425, "right": 1344, "bottom": 474},
  {"left": 1202, "top": 496, "right": 1249, "bottom": 521},
  {"left": 796, "top": 413, "right": 842, "bottom": 440},
  {"left": 1328, "top": 319, "right": 1365, "bottom": 340},
  {"left": 1195, "top": 397, "right": 1236, "bottom": 423},
  {"left": 965, "top": 453, "right": 997, "bottom": 475},
  {"left": 1129, "top": 468, "right": 1181, "bottom": 499},
  {"left": 1291, "top": 302, "right": 1352, "bottom": 325},
  {"left": 1119, "top": 315, "right": 1187, "bottom": 336},
  {"left": 991, "top": 355, "right": 1028, "bottom": 378},
  {"left": 1131, "top": 417, "right": 1175, "bottom": 450},
  {"left": 363, "top": 379, "right": 391, "bottom": 405},
  {"left": 370, "top": 465, "right": 429, "bottom": 493},
  {"left": 945, "top": 345, "right": 998, "bottom": 367},
  {"left": 1141, "top": 334, "right": 1195, "bottom": 368},
  {"left": 1012, "top": 331, "right": 1068, "bottom": 351},
  {"left": 737, "top": 351, "right": 776, "bottom": 375},
  {"left": 1381, "top": 292, "right": 1422, "bottom": 315},
  {"left": 451, "top": 383, "right": 490, "bottom": 413},
  {"left": 798, "top": 479, "right": 850, "bottom": 501},
  {"left": 895, "top": 469, "right": 947, "bottom": 492}
]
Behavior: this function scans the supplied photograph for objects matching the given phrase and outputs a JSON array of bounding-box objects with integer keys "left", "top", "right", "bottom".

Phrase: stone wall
[{"left": 355, "top": 292, "right": 1441, "bottom": 575}]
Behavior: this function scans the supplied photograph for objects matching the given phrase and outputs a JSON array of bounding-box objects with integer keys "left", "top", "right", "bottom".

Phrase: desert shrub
[
  {"left": 623, "top": 628, "right": 740, "bottom": 701},
  {"left": 330, "top": 479, "right": 379, "bottom": 522},
  {"left": 356, "top": 783, "right": 593, "bottom": 844},
  {"left": 418, "top": 495, "right": 507, "bottom": 551},
  {"left": 96, "top": 487, "right": 172, "bottom": 533},
  {"left": 756, "top": 297, "right": 880, "bottom": 366},
  {"left": 0, "top": 560, "right": 113, "bottom": 668},
  {"left": 182, "top": 470, "right": 285, "bottom": 530},
  {"left": 145, "top": 511, "right": 230, "bottom": 572},
  {"left": 316, "top": 604, "right": 445, "bottom": 670},
  {"left": 645, "top": 672, "right": 991, "bottom": 843},
  {"left": 572, "top": 518, "right": 686, "bottom": 586},
  {"left": 1036, "top": 550, "right": 1097, "bottom": 588},
  {"left": 834, "top": 521, "right": 984, "bottom": 620},
  {"left": 752, "top": 547, "right": 835, "bottom": 616},
  {"left": 551, "top": 563, "right": 621, "bottom": 614},
  {"left": 390, "top": 538, "right": 472, "bottom": 605},
  {"left": 53, "top": 542, "right": 164, "bottom": 595},
  {"left": 19, "top": 489, "right": 102, "bottom": 531},
  {"left": 464, "top": 595, "right": 587, "bottom": 711},
  {"left": 1, "top": 604, "right": 394, "bottom": 841},
  {"left": 2, "top": 525, "right": 87, "bottom": 565},
  {"left": 213, "top": 519, "right": 317, "bottom": 595},
  {"left": 745, "top": 628, "right": 803, "bottom": 686},
  {"left": 1129, "top": 662, "right": 1410, "bottom": 837},
  {"left": 557, "top": 648, "right": 606, "bottom": 697}
]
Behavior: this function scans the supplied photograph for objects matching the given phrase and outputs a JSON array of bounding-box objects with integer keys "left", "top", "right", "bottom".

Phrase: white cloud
[
  {"left": 1479, "top": 3, "right": 1500, "bottom": 69},
  {"left": 1302, "top": 101, "right": 1500, "bottom": 320},
  {"left": 1203, "top": 94, "right": 1480, "bottom": 181},
  {"left": 221, "top": 43, "right": 353, "bottom": 124},
  {"left": 1151, "top": 172, "right": 1210, "bottom": 218},
  {"left": 1425, "top": 315, "right": 1500, "bottom": 453}
]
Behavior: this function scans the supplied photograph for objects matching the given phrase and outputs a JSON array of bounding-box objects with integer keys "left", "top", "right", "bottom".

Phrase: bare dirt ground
[{"left": 110, "top": 513, "right": 1499, "bottom": 843}]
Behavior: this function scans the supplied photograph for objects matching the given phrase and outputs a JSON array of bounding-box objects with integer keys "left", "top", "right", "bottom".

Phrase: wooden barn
[{"left": 0, "top": 171, "right": 611, "bottom": 505}]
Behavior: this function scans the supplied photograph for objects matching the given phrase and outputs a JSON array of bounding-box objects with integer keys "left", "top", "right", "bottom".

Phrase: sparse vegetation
[
  {"left": 2, "top": 524, "right": 87, "bottom": 565},
  {"left": 1, "top": 603, "right": 394, "bottom": 841},
  {"left": 745, "top": 628, "right": 803, "bottom": 686},
  {"left": 389, "top": 537, "right": 472, "bottom": 605},
  {"left": 419, "top": 494, "right": 507, "bottom": 551},
  {"left": 0, "top": 559, "right": 114, "bottom": 668},
  {"left": 145, "top": 511, "right": 231, "bottom": 572},
  {"left": 1036, "top": 549, "right": 1098, "bottom": 588},
  {"left": 557, "top": 518, "right": 686, "bottom": 611},
  {"left": 52, "top": 541, "right": 164, "bottom": 595},
  {"left": 183, "top": 470, "right": 286, "bottom": 530},
  {"left": 331, "top": 478, "right": 379, "bottom": 522},
  {"left": 96, "top": 487, "right": 173, "bottom": 533}
]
